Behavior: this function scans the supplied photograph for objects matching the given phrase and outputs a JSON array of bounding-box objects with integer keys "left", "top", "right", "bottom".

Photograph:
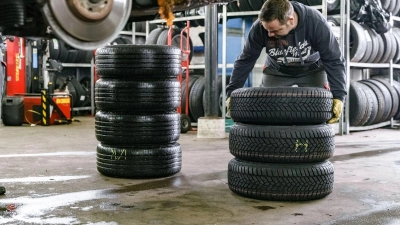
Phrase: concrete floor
[{"left": 1, "top": 116, "right": 400, "bottom": 225}]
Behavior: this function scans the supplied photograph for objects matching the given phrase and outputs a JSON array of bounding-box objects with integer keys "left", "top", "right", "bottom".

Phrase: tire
[
  {"left": 181, "top": 75, "right": 201, "bottom": 119},
  {"left": 390, "top": 30, "right": 400, "bottom": 64},
  {"left": 361, "top": 79, "right": 392, "bottom": 123},
  {"left": 359, "top": 80, "right": 386, "bottom": 125},
  {"left": 359, "top": 82, "right": 378, "bottom": 126},
  {"left": 228, "top": 1, "right": 240, "bottom": 12},
  {"left": 393, "top": 0, "right": 400, "bottom": 17},
  {"left": 381, "top": 0, "right": 390, "bottom": 11},
  {"left": 48, "top": 39, "right": 60, "bottom": 60},
  {"left": 230, "top": 87, "right": 333, "bottom": 125},
  {"left": 95, "top": 45, "right": 182, "bottom": 79},
  {"left": 180, "top": 114, "right": 191, "bottom": 133},
  {"left": 189, "top": 76, "right": 206, "bottom": 122},
  {"left": 95, "top": 111, "right": 180, "bottom": 145},
  {"left": 349, "top": 81, "right": 371, "bottom": 126},
  {"left": 58, "top": 40, "right": 69, "bottom": 63},
  {"left": 96, "top": 142, "right": 182, "bottom": 178},
  {"left": 238, "top": 0, "right": 253, "bottom": 11},
  {"left": 373, "top": 78, "right": 399, "bottom": 121},
  {"left": 350, "top": 20, "right": 367, "bottom": 62},
  {"left": 95, "top": 79, "right": 181, "bottom": 112},
  {"left": 359, "top": 25, "right": 374, "bottom": 63},
  {"left": 228, "top": 159, "right": 334, "bottom": 201},
  {"left": 65, "top": 49, "right": 78, "bottom": 63},
  {"left": 371, "top": 29, "right": 385, "bottom": 63},
  {"left": 392, "top": 80, "right": 400, "bottom": 120},
  {"left": 229, "top": 123, "right": 335, "bottom": 163},
  {"left": 362, "top": 25, "right": 381, "bottom": 63},
  {"left": 145, "top": 27, "right": 164, "bottom": 44},
  {"left": 248, "top": 0, "right": 263, "bottom": 11},
  {"left": 379, "top": 32, "right": 394, "bottom": 63}
]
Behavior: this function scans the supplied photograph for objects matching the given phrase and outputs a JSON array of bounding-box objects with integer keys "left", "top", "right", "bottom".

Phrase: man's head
[{"left": 258, "top": 0, "right": 296, "bottom": 38}]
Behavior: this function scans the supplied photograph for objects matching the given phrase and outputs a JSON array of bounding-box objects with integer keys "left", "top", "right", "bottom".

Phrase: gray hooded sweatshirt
[{"left": 226, "top": 1, "right": 347, "bottom": 101}]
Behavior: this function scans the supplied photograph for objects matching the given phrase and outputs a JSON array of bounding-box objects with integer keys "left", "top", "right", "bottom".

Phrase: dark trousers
[{"left": 261, "top": 67, "right": 329, "bottom": 89}]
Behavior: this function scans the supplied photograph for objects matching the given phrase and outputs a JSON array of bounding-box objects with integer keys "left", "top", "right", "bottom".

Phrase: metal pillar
[{"left": 204, "top": 4, "right": 219, "bottom": 117}]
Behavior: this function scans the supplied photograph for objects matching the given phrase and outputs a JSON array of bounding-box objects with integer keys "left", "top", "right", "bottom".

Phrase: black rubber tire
[
  {"left": 392, "top": 80, "right": 400, "bottom": 120},
  {"left": 379, "top": 32, "right": 394, "bottom": 63},
  {"left": 180, "top": 114, "right": 191, "bottom": 133},
  {"left": 359, "top": 25, "right": 374, "bottom": 63},
  {"left": 359, "top": 81, "right": 378, "bottom": 126},
  {"left": 48, "top": 39, "right": 60, "bottom": 60},
  {"left": 95, "top": 79, "right": 180, "bottom": 112},
  {"left": 393, "top": 0, "right": 400, "bottom": 18},
  {"left": 361, "top": 79, "right": 392, "bottom": 123},
  {"left": 58, "top": 40, "right": 69, "bottom": 63},
  {"left": 95, "top": 111, "right": 180, "bottom": 145},
  {"left": 181, "top": 75, "right": 201, "bottom": 121},
  {"left": 238, "top": 0, "right": 253, "bottom": 11},
  {"left": 391, "top": 30, "right": 400, "bottom": 64},
  {"left": 381, "top": 0, "right": 390, "bottom": 11},
  {"left": 65, "top": 49, "right": 79, "bottom": 63},
  {"left": 145, "top": 27, "right": 164, "bottom": 44},
  {"left": 362, "top": 25, "right": 380, "bottom": 63},
  {"left": 373, "top": 78, "right": 399, "bottom": 121},
  {"left": 350, "top": 20, "right": 367, "bottom": 63},
  {"left": 228, "top": 159, "right": 334, "bottom": 201},
  {"left": 96, "top": 142, "right": 182, "bottom": 178},
  {"left": 189, "top": 76, "right": 206, "bottom": 122},
  {"left": 248, "top": 0, "right": 263, "bottom": 11},
  {"left": 69, "top": 77, "right": 89, "bottom": 108},
  {"left": 229, "top": 123, "right": 335, "bottom": 163},
  {"left": 95, "top": 45, "right": 182, "bottom": 79},
  {"left": 371, "top": 29, "right": 385, "bottom": 63},
  {"left": 359, "top": 80, "right": 386, "bottom": 125},
  {"left": 349, "top": 81, "right": 370, "bottom": 126},
  {"left": 230, "top": 87, "right": 333, "bottom": 125},
  {"left": 388, "top": 0, "right": 397, "bottom": 14},
  {"left": 96, "top": 44, "right": 181, "bottom": 56},
  {"left": 228, "top": 1, "right": 240, "bottom": 12}
]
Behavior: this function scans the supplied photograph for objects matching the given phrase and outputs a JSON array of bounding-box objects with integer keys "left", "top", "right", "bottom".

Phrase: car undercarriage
[{"left": 0, "top": 0, "right": 230, "bottom": 50}]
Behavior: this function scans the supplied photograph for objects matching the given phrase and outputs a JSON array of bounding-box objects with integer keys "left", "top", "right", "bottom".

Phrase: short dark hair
[{"left": 258, "top": 0, "right": 294, "bottom": 25}]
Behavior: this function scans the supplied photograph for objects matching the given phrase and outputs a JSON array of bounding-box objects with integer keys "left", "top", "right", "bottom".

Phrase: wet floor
[{"left": 0, "top": 116, "right": 400, "bottom": 224}]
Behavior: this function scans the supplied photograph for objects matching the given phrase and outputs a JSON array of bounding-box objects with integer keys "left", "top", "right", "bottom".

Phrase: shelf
[
  {"left": 349, "top": 62, "right": 391, "bottom": 68},
  {"left": 120, "top": 31, "right": 146, "bottom": 36},
  {"left": 61, "top": 63, "right": 92, "bottom": 68},
  {"left": 393, "top": 16, "right": 400, "bottom": 22},
  {"left": 349, "top": 121, "right": 391, "bottom": 131}
]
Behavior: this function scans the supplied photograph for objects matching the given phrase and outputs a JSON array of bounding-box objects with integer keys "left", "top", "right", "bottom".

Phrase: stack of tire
[
  {"left": 349, "top": 78, "right": 400, "bottom": 127},
  {"left": 94, "top": 45, "right": 182, "bottom": 178},
  {"left": 350, "top": 21, "right": 400, "bottom": 64},
  {"left": 227, "top": 87, "right": 336, "bottom": 201}
]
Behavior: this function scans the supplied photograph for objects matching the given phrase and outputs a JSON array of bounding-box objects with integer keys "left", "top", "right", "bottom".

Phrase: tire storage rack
[
  {"left": 94, "top": 45, "right": 182, "bottom": 178},
  {"left": 227, "top": 87, "right": 335, "bottom": 201},
  {"left": 343, "top": 0, "right": 400, "bottom": 134}
]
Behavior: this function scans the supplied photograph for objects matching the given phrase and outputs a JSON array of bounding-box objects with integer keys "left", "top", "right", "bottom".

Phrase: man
[{"left": 225, "top": 0, "right": 346, "bottom": 123}]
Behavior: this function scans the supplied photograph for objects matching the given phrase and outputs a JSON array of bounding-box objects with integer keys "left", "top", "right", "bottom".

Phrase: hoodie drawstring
[{"left": 294, "top": 32, "right": 304, "bottom": 65}]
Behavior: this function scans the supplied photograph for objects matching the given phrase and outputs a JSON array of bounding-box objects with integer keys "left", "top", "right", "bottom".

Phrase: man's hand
[
  {"left": 327, "top": 99, "right": 343, "bottom": 124},
  {"left": 226, "top": 97, "right": 231, "bottom": 118}
]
